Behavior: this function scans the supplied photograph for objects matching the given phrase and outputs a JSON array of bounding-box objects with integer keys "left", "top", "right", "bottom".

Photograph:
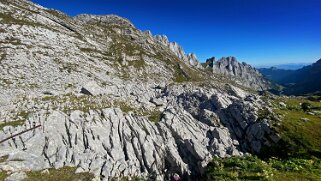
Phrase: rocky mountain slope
[
  {"left": 205, "top": 56, "right": 271, "bottom": 90},
  {"left": 0, "top": 0, "right": 276, "bottom": 180}
]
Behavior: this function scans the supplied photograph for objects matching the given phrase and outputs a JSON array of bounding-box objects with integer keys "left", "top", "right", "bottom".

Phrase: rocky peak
[
  {"left": 154, "top": 34, "right": 202, "bottom": 68},
  {"left": 155, "top": 35, "right": 170, "bottom": 45},
  {"left": 206, "top": 56, "right": 270, "bottom": 90},
  {"left": 187, "top": 53, "right": 202, "bottom": 68},
  {"left": 73, "top": 14, "right": 135, "bottom": 28}
]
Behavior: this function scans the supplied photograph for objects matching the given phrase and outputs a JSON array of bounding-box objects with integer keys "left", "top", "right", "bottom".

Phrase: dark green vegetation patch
[{"left": 204, "top": 156, "right": 321, "bottom": 181}]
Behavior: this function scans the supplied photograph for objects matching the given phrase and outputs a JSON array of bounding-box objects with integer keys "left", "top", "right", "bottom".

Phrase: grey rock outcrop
[
  {"left": 0, "top": 83, "right": 279, "bottom": 180},
  {"left": 74, "top": 14, "right": 135, "bottom": 28},
  {"left": 80, "top": 81, "right": 104, "bottom": 96},
  {"left": 0, "top": 107, "right": 234, "bottom": 180},
  {"left": 206, "top": 56, "right": 271, "bottom": 90},
  {"left": 4, "top": 172, "right": 27, "bottom": 181},
  {"left": 154, "top": 35, "right": 203, "bottom": 68}
]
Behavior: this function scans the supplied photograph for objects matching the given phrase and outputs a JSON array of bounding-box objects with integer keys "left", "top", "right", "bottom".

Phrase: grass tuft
[
  {"left": 25, "top": 167, "right": 94, "bottom": 181},
  {"left": 147, "top": 110, "right": 163, "bottom": 123}
]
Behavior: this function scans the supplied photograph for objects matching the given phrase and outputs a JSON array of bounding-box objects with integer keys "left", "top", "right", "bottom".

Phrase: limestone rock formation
[
  {"left": 0, "top": 0, "right": 277, "bottom": 180},
  {"left": 0, "top": 84, "right": 279, "bottom": 180},
  {"left": 154, "top": 35, "right": 203, "bottom": 68},
  {"left": 74, "top": 14, "right": 135, "bottom": 28},
  {"left": 206, "top": 56, "right": 271, "bottom": 90}
]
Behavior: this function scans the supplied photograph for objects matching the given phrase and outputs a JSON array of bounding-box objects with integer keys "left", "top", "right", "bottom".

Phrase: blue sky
[{"left": 31, "top": 0, "right": 321, "bottom": 66}]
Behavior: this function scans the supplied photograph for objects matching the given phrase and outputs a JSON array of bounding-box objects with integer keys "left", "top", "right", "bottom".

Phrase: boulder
[
  {"left": 5, "top": 172, "right": 27, "bottom": 181},
  {"left": 150, "top": 97, "right": 165, "bottom": 107},
  {"left": 80, "top": 81, "right": 104, "bottom": 96},
  {"left": 300, "top": 118, "right": 310, "bottom": 122},
  {"left": 279, "top": 102, "right": 287, "bottom": 109}
]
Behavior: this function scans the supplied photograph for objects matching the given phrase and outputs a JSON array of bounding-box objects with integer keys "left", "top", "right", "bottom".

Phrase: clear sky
[{"left": 31, "top": 0, "right": 321, "bottom": 66}]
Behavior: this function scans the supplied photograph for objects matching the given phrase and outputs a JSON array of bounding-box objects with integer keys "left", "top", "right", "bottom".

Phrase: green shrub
[
  {"left": 301, "top": 102, "right": 311, "bottom": 112},
  {"left": 204, "top": 156, "right": 272, "bottom": 181},
  {"left": 148, "top": 111, "right": 163, "bottom": 123}
]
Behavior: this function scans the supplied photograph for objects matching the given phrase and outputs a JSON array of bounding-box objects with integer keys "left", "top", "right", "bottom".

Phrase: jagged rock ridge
[
  {"left": 205, "top": 56, "right": 271, "bottom": 90},
  {"left": 74, "top": 14, "right": 135, "bottom": 28}
]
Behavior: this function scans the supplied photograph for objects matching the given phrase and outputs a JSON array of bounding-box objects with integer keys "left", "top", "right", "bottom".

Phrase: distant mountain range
[
  {"left": 259, "top": 59, "right": 321, "bottom": 95},
  {"left": 257, "top": 63, "right": 311, "bottom": 70},
  {"left": 258, "top": 67, "right": 294, "bottom": 84}
]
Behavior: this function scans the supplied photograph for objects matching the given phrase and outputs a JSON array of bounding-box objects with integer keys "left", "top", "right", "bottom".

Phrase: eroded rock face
[
  {"left": 74, "top": 14, "right": 135, "bottom": 28},
  {"left": 154, "top": 35, "right": 203, "bottom": 68},
  {"left": 0, "top": 84, "right": 279, "bottom": 180},
  {"left": 0, "top": 108, "right": 230, "bottom": 180},
  {"left": 206, "top": 56, "right": 271, "bottom": 90}
]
